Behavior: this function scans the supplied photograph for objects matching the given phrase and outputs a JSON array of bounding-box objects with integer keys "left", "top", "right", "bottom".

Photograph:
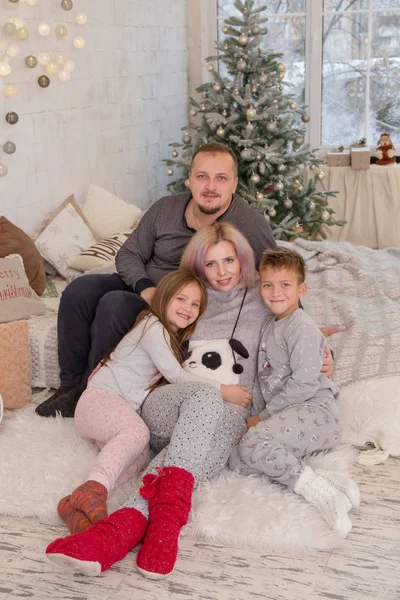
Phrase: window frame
[{"left": 194, "top": 0, "right": 400, "bottom": 152}]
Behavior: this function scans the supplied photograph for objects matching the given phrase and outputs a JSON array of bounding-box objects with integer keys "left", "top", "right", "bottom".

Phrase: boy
[{"left": 229, "top": 247, "right": 360, "bottom": 536}]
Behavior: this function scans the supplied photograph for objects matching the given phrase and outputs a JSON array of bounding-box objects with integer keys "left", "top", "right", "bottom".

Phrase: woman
[{"left": 46, "top": 223, "right": 333, "bottom": 579}]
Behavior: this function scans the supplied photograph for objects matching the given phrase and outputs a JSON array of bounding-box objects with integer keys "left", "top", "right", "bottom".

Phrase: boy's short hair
[{"left": 259, "top": 247, "right": 306, "bottom": 283}]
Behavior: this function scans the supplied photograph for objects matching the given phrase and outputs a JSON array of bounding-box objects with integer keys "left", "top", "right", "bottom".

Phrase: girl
[
  {"left": 46, "top": 224, "right": 335, "bottom": 580},
  {"left": 57, "top": 269, "right": 236, "bottom": 535}
]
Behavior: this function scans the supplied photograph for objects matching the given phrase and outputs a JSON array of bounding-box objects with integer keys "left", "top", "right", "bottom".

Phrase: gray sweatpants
[
  {"left": 229, "top": 398, "right": 341, "bottom": 489},
  {"left": 122, "top": 382, "right": 248, "bottom": 517}
]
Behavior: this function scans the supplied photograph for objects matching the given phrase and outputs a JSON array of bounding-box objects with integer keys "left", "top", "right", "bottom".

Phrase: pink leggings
[{"left": 74, "top": 387, "right": 150, "bottom": 493}]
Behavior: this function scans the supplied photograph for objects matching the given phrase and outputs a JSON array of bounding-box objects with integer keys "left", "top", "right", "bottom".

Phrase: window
[{"left": 214, "top": 0, "right": 400, "bottom": 147}]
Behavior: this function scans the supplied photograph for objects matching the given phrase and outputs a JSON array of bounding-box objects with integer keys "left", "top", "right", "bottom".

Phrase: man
[{"left": 36, "top": 142, "right": 276, "bottom": 418}]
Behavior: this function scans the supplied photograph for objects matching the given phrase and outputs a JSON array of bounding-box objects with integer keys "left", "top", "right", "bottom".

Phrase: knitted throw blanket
[{"left": 284, "top": 239, "right": 400, "bottom": 387}]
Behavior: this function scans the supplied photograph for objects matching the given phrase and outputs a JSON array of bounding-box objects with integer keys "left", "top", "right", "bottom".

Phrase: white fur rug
[{"left": 0, "top": 402, "right": 358, "bottom": 553}]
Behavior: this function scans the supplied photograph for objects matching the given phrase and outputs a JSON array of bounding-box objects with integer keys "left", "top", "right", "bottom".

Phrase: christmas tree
[{"left": 164, "top": 0, "right": 344, "bottom": 240}]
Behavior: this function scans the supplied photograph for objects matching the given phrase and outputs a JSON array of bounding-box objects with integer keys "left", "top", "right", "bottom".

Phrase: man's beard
[{"left": 198, "top": 204, "right": 221, "bottom": 215}]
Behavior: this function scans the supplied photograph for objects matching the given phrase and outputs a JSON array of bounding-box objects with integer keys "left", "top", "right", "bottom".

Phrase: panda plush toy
[{"left": 183, "top": 338, "right": 249, "bottom": 385}]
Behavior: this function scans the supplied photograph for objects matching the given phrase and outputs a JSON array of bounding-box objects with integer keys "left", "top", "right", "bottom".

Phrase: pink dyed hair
[{"left": 180, "top": 222, "right": 256, "bottom": 289}]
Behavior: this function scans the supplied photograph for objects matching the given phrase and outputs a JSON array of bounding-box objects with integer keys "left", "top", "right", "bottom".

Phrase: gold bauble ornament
[
  {"left": 3, "top": 84, "right": 18, "bottom": 98},
  {"left": 3, "top": 141, "right": 16, "bottom": 154},
  {"left": 38, "top": 75, "right": 50, "bottom": 88},
  {"left": 277, "top": 62, "right": 286, "bottom": 72},
  {"left": 171, "top": 150, "right": 178, "bottom": 158},
  {"left": 223, "top": 43, "right": 229, "bottom": 51},
  {"left": 16, "top": 27, "right": 29, "bottom": 41},
  {"left": 207, "top": 64, "right": 214, "bottom": 72},
  {"left": 222, "top": 25, "right": 229, "bottom": 34},
  {"left": 55, "top": 25, "right": 68, "bottom": 38},
  {"left": 258, "top": 73, "right": 268, "bottom": 85},
  {"left": 182, "top": 133, "right": 192, "bottom": 144},
  {"left": 268, "top": 208, "right": 276, "bottom": 218},
  {"left": 5, "top": 111, "right": 19, "bottom": 124},
  {"left": 237, "top": 59, "right": 247, "bottom": 71},
  {"left": 316, "top": 171, "right": 325, "bottom": 180},
  {"left": 290, "top": 101, "right": 298, "bottom": 110},
  {"left": 266, "top": 121, "right": 277, "bottom": 132},
  {"left": 4, "top": 23, "right": 17, "bottom": 36},
  {"left": 250, "top": 173, "right": 260, "bottom": 183},
  {"left": 239, "top": 33, "right": 249, "bottom": 46},
  {"left": 166, "top": 168, "right": 173, "bottom": 176},
  {"left": 294, "top": 136, "right": 304, "bottom": 146},
  {"left": 61, "top": 0, "right": 73, "bottom": 10},
  {"left": 216, "top": 127, "right": 225, "bottom": 137},
  {"left": 251, "top": 25, "right": 260, "bottom": 35},
  {"left": 283, "top": 198, "right": 293, "bottom": 209},
  {"left": 256, "top": 191, "right": 264, "bottom": 200},
  {"left": 246, "top": 107, "right": 257, "bottom": 119},
  {"left": 321, "top": 210, "right": 330, "bottom": 221},
  {"left": 25, "top": 55, "right": 37, "bottom": 68},
  {"left": 302, "top": 113, "right": 311, "bottom": 123},
  {"left": 190, "top": 108, "right": 197, "bottom": 117},
  {"left": 213, "top": 83, "right": 221, "bottom": 93}
]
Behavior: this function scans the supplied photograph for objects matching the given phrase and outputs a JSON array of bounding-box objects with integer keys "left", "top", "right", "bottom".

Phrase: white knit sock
[
  {"left": 315, "top": 469, "right": 360, "bottom": 510},
  {"left": 294, "top": 466, "right": 353, "bottom": 537}
]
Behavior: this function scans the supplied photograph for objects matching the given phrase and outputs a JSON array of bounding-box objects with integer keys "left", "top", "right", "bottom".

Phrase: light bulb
[
  {"left": 38, "top": 22, "right": 51, "bottom": 36},
  {"left": 58, "top": 70, "right": 71, "bottom": 81},
  {"left": 7, "top": 43, "right": 20, "bottom": 58},
  {"left": 45, "top": 61, "right": 59, "bottom": 75},
  {"left": 0, "top": 62, "right": 11, "bottom": 76},
  {"left": 3, "top": 83, "right": 18, "bottom": 97},
  {"left": 38, "top": 52, "right": 51, "bottom": 65},
  {"left": 75, "top": 12, "right": 88, "bottom": 25},
  {"left": 73, "top": 36, "right": 85, "bottom": 49},
  {"left": 63, "top": 59, "right": 75, "bottom": 72}
]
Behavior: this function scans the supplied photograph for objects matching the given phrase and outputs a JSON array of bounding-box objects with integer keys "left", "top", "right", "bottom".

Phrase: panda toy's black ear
[{"left": 229, "top": 338, "right": 249, "bottom": 359}]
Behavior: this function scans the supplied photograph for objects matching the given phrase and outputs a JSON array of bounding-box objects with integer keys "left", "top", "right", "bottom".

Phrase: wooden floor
[{"left": 0, "top": 458, "right": 399, "bottom": 600}]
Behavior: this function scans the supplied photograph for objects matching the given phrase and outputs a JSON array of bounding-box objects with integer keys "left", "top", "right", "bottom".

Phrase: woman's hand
[
  {"left": 322, "top": 347, "right": 334, "bottom": 379},
  {"left": 246, "top": 414, "right": 260, "bottom": 428},
  {"left": 220, "top": 384, "right": 252, "bottom": 407}
]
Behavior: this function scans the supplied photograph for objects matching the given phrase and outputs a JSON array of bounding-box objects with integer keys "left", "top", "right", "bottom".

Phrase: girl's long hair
[
  {"left": 180, "top": 222, "right": 256, "bottom": 288},
  {"left": 101, "top": 270, "right": 208, "bottom": 390}
]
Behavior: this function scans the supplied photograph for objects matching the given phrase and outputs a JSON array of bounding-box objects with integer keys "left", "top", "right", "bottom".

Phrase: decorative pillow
[
  {"left": 35, "top": 195, "right": 99, "bottom": 280},
  {"left": 0, "top": 255, "right": 46, "bottom": 323},
  {"left": 0, "top": 319, "right": 32, "bottom": 408},
  {"left": 0, "top": 216, "right": 46, "bottom": 296},
  {"left": 82, "top": 184, "right": 142, "bottom": 239},
  {"left": 68, "top": 231, "right": 132, "bottom": 272}
]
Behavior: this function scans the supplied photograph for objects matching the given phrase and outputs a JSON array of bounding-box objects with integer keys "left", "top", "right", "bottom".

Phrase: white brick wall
[{"left": 0, "top": 0, "right": 188, "bottom": 235}]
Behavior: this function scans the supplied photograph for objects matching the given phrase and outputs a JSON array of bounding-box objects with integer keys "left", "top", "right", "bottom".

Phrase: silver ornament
[
  {"left": 213, "top": 83, "right": 221, "bottom": 93},
  {"left": 277, "top": 62, "right": 286, "bottom": 73},
  {"left": 171, "top": 150, "right": 179, "bottom": 158},
  {"left": 239, "top": 33, "right": 249, "bottom": 46},
  {"left": 275, "top": 181, "right": 284, "bottom": 191},
  {"left": 61, "top": 0, "right": 73, "bottom": 10},
  {"left": 290, "top": 101, "right": 298, "bottom": 110},
  {"left": 294, "top": 136, "right": 304, "bottom": 146},
  {"left": 241, "top": 148, "right": 252, "bottom": 160},
  {"left": 302, "top": 113, "right": 311, "bottom": 123},
  {"left": 246, "top": 107, "right": 257, "bottom": 119},
  {"left": 0, "top": 164, "right": 8, "bottom": 177},
  {"left": 310, "top": 163, "right": 318, "bottom": 171},
  {"left": 268, "top": 208, "right": 276, "bottom": 218},
  {"left": 277, "top": 164, "right": 286, "bottom": 172},
  {"left": 222, "top": 110, "right": 228, "bottom": 117},
  {"left": 3, "top": 141, "right": 16, "bottom": 154},
  {"left": 167, "top": 168, "right": 174, "bottom": 176},
  {"left": 321, "top": 210, "right": 330, "bottom": 221},
  {"left": 251, "top": 24, "right": 260, "bottom": 35},
  {"left": 309, "top": 201, "right": 316, "bottom": 210},
  {"left": 237, "top": 59, "right": 247, "bottom": 71},
  {"left": 246, "top": 122, "right": 254, "bottom": 132},
  {"left": 207, "top": 64, "right": 214, "bottom": 72},
  {"left": 297, "top": 184, "right": 303, "bottom": 192},
  {"left": 250, "top": 173, "right": 260, "bottom": 184},
  {"left": 258, "top": 73, "right": 268, "bottom": 85},
  {"left": 190, "top": 107, "right": 198, "bottom": 117},
  {"left": 316, "top": 171, "right": 325, "bottom": 180},
  {"left": 256, "top": 191, "right": 264, "bottom": 200},
  {"left": 182, "top": 133, "right": 192, "bottom": 144},
  {"left": 222, "top": 25, "right": 229, "bottom": 34},
  {"left": 266, "top": 121, "right": 277, "bottom": 133},
  {"left": 216, "top": 127, "right": 225, "bottom": 137},
  {"left": 283, "top": 198, "right": 293, "bottom": 209}
]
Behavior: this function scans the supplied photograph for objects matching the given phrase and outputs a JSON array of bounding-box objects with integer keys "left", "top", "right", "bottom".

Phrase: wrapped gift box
[
  {"left": 351, "top": 146, "right": 371, "bottom": 170},
  {"left": 326, "top": 150, "right": 351, "bottom": 167}
]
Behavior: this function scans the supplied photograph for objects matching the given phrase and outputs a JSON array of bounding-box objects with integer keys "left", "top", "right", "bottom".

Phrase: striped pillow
[{"left": 68, "top": 231, "right": 132, "bottom": 272}]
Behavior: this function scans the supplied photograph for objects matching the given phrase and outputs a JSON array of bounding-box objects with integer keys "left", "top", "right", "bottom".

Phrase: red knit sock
[
  {"left": 57, "top": 495, "right": 92, "bottom": 535},
  {"left": 70, "top": 480, "right": 108, "bottom": 524},
  {"left": 136, "top": 467, "right": 195, "bottom": 579},
  {"left": 46, "top": 507, "right": 148, "bottom": 576}
]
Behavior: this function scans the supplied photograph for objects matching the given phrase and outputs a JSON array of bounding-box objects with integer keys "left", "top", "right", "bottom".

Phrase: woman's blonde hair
[{"left": 180, "top": 222, "right": 256, "bottom": 288}]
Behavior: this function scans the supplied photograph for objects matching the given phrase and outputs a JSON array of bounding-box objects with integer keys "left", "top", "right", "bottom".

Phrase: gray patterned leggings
[
  {"left": 122, "top": 382, "right": 248, "bottom": 517},
  {"left": 229, "top": 398, "right": 341, "bottom": 489}
]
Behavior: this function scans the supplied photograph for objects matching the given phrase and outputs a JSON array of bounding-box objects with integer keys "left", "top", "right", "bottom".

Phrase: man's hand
[
  {"left": 246, "top": 414, "right": 260, "bottom": 428},
  {"left": 140, "top": 287, "right": 156, "bottom": 306},
  {"left": 320, "top": 326, "right": 344, "bottom": 337},
  {"left": 322, "top": 347, "right": 334, "bottom": 379},
  {"left": 220, "top": 384, "right": 252, "bottom": 407}
]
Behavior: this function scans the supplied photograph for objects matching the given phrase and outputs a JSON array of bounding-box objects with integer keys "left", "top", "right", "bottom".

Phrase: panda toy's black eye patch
[{"left": 201, "top": 352, "right": 222, "bottom": 371}]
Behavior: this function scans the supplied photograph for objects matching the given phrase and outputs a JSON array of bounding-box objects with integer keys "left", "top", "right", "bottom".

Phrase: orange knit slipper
[
  {"left": 57, "top": 495, "right": 92, "bottom": 535},
  {"left": 70, "top": 480, "right": 108, "bottom": 524}
]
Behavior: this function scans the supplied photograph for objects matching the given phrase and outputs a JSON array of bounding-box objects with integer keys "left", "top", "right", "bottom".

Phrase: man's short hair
[
  {"left": 259, "top": 247, "right": 306, "bottom": 283},
  {"left": 190, "top": 143, "right": 238, "bottom": 177}
]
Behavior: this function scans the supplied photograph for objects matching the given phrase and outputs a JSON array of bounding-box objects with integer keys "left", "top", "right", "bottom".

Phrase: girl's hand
[
  {"left": 322, "top": 347, "right": 334, "bottom": 379},
  {"left": 220, "top": 384, "right": 252, "bottom": 407},
  {"left": 246, "top": 414, "right": 261, "bottom": 428}
]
